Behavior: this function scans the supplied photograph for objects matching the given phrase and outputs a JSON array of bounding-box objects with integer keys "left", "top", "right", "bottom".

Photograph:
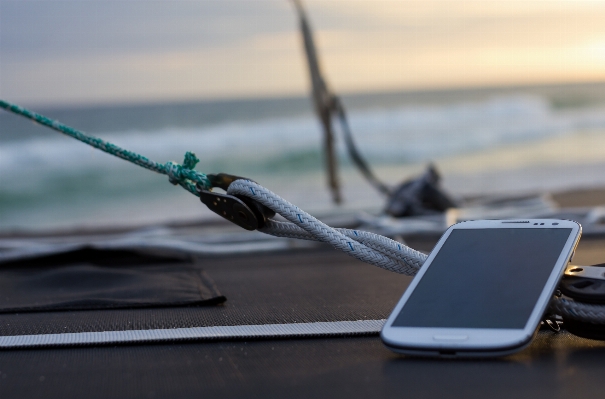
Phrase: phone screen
[{"left": 392, "top": 228, "right": 572, "bottom": 329}]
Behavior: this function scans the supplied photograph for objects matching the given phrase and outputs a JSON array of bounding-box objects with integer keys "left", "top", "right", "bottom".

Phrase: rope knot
[
  {"left": 182, "top": 151, "right": 199, "bottom": 170},
  {"left": 165, "top": 152, "right": 201, "bottom": 186},
  {"left": 165, "top": 161, "right": 182, "bottom": 185}
]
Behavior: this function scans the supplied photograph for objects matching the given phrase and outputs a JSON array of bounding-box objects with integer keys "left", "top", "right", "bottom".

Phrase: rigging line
[
  {"left": 0, "top": 99, "right": 211, "bottom": 195},
  {"left": 292, "top": 0, "right": 390, "bottom": 199},
  {"left": 260, "top": 219, "right": 428, "bottom": 270},
  {"left": 334, "top": 98, "right": 392, "bottom": 196},
  {"left": 293, "top": 0, "right": 341, "bottom": 204},
  {"left": 228, "top": 179, "right": 424, "bottom": 274}
]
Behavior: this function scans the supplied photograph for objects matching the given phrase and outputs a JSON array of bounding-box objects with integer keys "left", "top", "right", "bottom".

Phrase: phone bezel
[{"left": 381, "top": 219, "right": 581, "bottom": 357}]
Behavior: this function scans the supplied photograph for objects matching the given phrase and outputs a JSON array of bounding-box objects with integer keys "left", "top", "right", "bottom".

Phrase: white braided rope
[
  {"left": 549, "top": 297, "right": 605, "bottom": 324},
  {"left": 260, "top": 219, "right": 427, "bottom": 271},
  {"left": 229, "top": 179, "right": 605, "bottom": 327},
  {"left": 228, "top": 180, "right": 423, "bottom": 275}
]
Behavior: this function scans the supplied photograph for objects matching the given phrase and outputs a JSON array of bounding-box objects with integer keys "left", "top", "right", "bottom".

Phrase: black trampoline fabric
[
  {"left": 3, "top": 237, "right": 605, "bottom": 398},
  {"left": 0, "top": 247, "right": 411, "bottom": 335},
  {"left": 0, "top": 248, "right": 225, "bottom": 313}
]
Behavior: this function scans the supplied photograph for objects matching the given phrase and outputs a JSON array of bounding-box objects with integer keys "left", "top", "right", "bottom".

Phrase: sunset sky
[{"left": 2, "top": 0, "right": 605, "bottom": 106}]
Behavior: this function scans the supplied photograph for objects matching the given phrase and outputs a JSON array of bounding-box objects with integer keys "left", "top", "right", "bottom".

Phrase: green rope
[{"left": 0, "top": 99, "right": 212, "bottom": 195}]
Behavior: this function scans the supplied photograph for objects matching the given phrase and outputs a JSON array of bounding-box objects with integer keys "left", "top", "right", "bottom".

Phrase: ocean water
[{"left": 2, "top": 84, "right": 605, "bottom": 232}]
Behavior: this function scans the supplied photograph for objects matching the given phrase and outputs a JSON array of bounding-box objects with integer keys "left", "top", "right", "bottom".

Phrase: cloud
[{"left": 2, "top": 0, "right": 605, "bottom": 106}]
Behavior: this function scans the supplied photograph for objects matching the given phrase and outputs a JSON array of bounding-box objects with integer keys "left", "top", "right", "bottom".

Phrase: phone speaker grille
[{"left": 501, "top": 221, "right": 530, "bottom": 223}]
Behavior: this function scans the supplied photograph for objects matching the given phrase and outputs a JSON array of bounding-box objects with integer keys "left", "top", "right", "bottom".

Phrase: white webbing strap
[{"left": 0, "top": 320, "right": 385, "bottom": 348}]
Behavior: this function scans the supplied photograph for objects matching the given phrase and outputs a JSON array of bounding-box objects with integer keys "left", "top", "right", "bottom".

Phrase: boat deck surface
[{"left": 1, "top": 188, "right": 605, "bottom": 398}]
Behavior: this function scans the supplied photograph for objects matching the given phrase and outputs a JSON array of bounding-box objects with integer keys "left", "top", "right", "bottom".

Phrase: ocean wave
[
  {"left": 2, "top": 95, "right": 605, "bottom": 181},
  {"left": 3, "top": 94, "right": 605, "bottom": 230}
]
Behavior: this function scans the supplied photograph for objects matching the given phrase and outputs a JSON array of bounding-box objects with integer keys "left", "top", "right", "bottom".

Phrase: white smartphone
[{"left": 381, "top": 219, "right": 581, "bottom": 358}]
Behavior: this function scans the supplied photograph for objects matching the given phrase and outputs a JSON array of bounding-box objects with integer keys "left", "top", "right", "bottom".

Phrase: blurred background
[{"left": 2, "top": 0, "right": 605, "bottom": 232}]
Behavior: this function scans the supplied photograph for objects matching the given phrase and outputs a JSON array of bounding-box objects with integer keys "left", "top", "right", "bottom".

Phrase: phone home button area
[{"left": 433, "top": 334, "right": 469, "bottom": 341}]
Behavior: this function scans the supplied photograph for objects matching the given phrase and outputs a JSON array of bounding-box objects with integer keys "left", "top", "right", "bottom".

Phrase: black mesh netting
[
  {"left": 3, "top": 243, "right": 605, "bottom": 399},
  {"left": 0, "top": 247, "right": 411, "bottom": 336}
]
